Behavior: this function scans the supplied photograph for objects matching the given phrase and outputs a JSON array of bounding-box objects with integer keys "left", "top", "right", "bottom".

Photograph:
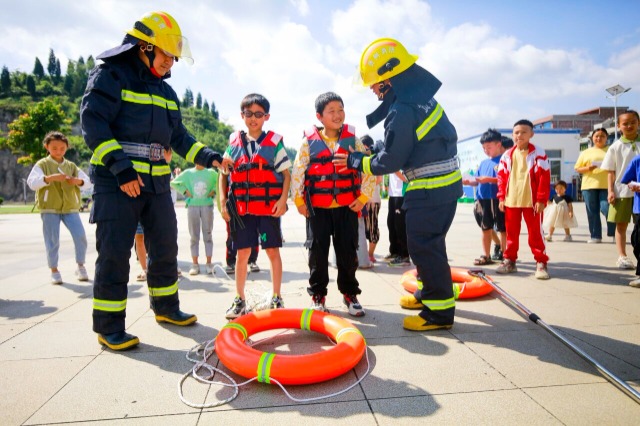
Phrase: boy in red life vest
[
  {"left": 219, "top": 94, "right": 291, "bottom": 319},
  {"left": 291, "top": 92, "right": 375, "bottom": 316}
]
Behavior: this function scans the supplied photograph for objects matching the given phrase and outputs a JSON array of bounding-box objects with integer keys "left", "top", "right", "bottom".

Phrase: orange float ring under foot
[
  {"left": 216, "top": 308, "right": 366, "bottom": 385},
  {"left": 400, "top": 267, "right": 493, "bottom": 299}
]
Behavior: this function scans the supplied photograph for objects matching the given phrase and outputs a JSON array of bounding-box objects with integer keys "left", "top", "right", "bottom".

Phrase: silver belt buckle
[{"left": 149, "top": 143, "right": 163, "bottom": 162}]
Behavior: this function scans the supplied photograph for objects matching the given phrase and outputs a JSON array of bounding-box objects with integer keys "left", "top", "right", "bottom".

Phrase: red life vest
[
  {"left": 304, "top": 124, "right": 361, "bottom": 208},
  {"left": 228, "top": 130, "right": 284, "bottom": 216}
]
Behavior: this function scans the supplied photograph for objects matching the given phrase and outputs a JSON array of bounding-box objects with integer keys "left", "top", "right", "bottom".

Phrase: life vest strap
[{"left": 235, "top": 163, "right": 276, "bottom": 172}]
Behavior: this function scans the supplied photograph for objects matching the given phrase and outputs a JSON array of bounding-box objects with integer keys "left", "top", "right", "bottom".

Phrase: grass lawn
[{"left": 0, "top": 203, "right": 39, "bottom": 214}]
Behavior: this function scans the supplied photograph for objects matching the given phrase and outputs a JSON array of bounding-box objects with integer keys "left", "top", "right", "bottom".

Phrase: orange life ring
[
  {"left": 400, "top": 267, "right": 493, "bottom": 299},
  {"left": 216, "top": 308, "right": 366, "bottom": 385}
]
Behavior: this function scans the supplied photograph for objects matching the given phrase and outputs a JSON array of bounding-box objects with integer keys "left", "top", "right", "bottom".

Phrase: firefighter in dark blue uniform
[
  {"left": 335, "top": 38, "right": 462, "bottom": 331},
  {"left": 81, "top": 11, "right": 232, "bottom": 350}
]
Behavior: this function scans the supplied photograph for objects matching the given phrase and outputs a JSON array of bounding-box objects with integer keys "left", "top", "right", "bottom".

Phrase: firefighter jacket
[
  {"left": 304, "top": 124, "right": 361, "bottom": 208},
  {"left": 80, "top": 49, "right": 222, "bottom": 194},
  {"left": 497, "top": 143, "right": 551, "bottom": 204},
  {"left": 228, "top": 130, "right": 284, "bottom": 216},
  {"left": 359, "top": 64, "right": 462, "bottom": 208}
]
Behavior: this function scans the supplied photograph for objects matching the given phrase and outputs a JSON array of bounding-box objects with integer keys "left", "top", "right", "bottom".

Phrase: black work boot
[
  {"left": 155, "top": 310, "right": 198, "bottom": 326},
  {"left": 98, "top": 331, "right": 140, "bottom": 351}
]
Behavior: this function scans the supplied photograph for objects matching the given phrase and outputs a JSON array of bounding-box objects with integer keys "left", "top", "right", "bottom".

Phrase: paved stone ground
[{"left": 1, "top": 201, "right": 639, "bottom": 425}]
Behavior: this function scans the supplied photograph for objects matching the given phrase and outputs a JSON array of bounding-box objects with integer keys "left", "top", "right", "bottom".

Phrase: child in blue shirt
[{"left": 462, "top": 129, "right": 508, "bottom": 265}]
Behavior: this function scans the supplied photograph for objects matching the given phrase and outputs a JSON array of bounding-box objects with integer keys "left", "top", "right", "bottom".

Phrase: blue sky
[{"left": 1, "top": 0, "right": 638, "bottom": 149}]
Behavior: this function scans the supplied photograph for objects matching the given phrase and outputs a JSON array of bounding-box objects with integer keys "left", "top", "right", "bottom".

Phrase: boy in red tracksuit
[{"left": 496, "top": 119, "right": 551, "bottom": 279}]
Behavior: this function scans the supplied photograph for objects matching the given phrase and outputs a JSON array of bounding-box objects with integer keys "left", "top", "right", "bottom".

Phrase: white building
[{"left": 457, "top": 128, "right": 581, "bottom": 199}]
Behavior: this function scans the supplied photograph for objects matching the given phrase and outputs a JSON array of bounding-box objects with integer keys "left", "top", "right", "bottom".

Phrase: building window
[{"left": 546, "top": 149, "right": 562, "bottom": 183}]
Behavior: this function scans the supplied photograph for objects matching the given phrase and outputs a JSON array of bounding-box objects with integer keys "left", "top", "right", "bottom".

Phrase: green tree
[
  {"left": 47, "top": 49, "right": 57, "bottom": 77},
  {"left": 86, "top": 55, "right": 95, "bottom": 71},
  {"left": 33, "top": 58, "right": 45, "bottom": 80},
  {"left": 5, "top": 99, "right": 67, "bottom": 165},
  {"left": 196, "top": 92, "right": 202, "bottom": 109},
  {"left": 203, "top": 99, "right": 209, "bottom": 112},
  {"left": 1, "top": 66, "right": 10, "bottom": 95},
  {"left": 210, "top": 100, "right": 219, "bottom": 119},
  {"left": 26, "top": 75, "right": 36, "bottom": 97},
  {"left": 182, "top": 88, "right": 194, "bottom": 108},
  {"left": 54, "top": 59, "right": 61, "bottom": 83},
  {"left": 71, "top": 56, "right": 87, "bottom": 99}
]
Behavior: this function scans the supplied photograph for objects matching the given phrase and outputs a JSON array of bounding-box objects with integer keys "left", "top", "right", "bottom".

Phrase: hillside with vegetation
[{"left": 0, "top": 49, "right": 235, "bottom": 173}]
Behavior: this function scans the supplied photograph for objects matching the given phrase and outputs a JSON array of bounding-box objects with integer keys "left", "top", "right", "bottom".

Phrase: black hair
[
  {"left": 554, "top": 180, "right": 567, "bottom": 189},
  {"left": 43, "top": 130, "right": 69, "bottom": 146},
  {"left": 361, "top": 134, "right": 374, "bottom": 149},
  {"left": 315, "top": 92, "right": 343, "bottom": 115},
  {"left": 480, "top": 128, "right": 502, "bottom": 144},
  {"left": 618, "top": 109, "right": 639, "bottom": 124},
  {"left": 240, "top": 93, "right": 270, "bottom": 113},
  {"left": 513, "top": 119, "right": 534, "bottom": 129},
  {"left": 591, "top": 128, "right": 608, "bottom": 139},
  {"left": 501, "top": 136, "right": 514, "bottom": 148}
]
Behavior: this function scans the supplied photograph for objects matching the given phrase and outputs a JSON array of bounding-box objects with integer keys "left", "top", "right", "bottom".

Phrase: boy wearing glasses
[
  {"left": 219, "top": 93, "right": 291, "bottom": 319},
  {"left": 291, "top": 92, "right": 375, "bottom": 316}
]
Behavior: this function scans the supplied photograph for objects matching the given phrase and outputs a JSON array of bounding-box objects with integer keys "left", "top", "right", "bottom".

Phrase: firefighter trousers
[
  {"left": 91, "top": 189, "right": 180, "bottom": 334},
  {"left": 406, "top": 200, "right": 457, "bottom": 324}
]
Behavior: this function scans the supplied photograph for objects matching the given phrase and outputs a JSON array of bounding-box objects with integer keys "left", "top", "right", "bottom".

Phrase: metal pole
[
  {"left": 468, "top": 269, "right": 640, "bottom": 405},
  {"left": 614, "top": 95, "right": 618, "bottom": 140}
]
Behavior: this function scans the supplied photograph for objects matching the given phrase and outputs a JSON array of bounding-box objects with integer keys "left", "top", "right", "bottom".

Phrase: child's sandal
[{"left": 473, "top": 255, "right": 494, "bottom": 266}]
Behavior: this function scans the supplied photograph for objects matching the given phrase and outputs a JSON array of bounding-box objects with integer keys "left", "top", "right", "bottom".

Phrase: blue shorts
[
  {"left": 234, "top": 215, "right": 282, "bottom": 250},
  {"left": 136, "top": 222, "right": 144, "bottom": 235}
]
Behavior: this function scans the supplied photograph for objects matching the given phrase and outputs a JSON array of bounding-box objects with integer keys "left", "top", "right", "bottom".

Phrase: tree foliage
[
  {"left": 0, "top": 52, "right": 235, "bottom": 171},
  {"left": 47, "top": 49, "right": 57, "bottom": 77},
  {"left": 4, "top": 99, "right": 68, "bottom": 165},
  {"left": 33, "top": 58, "right": 45, "bottom": 80},
  {"left": 0, "top": 66, "right": 10, "bottom": 94}
]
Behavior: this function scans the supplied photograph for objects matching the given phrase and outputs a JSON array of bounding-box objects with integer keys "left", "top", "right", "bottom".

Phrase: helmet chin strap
[
  {"left": 377, "top": 82, "right": 392, "bottom": 101},
  {"left": 141, "top": 43, "right": 160, "bottom": 77}
]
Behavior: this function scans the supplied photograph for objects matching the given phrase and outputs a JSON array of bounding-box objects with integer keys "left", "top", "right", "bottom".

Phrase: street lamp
[{"left": 606, "top": 84, "right": 631, "bottom": 140}]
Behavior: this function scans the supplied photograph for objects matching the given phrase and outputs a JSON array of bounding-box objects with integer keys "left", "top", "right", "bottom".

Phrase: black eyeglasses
[{"left": 242, "top": 110, "right": 267, "bottom": 118}]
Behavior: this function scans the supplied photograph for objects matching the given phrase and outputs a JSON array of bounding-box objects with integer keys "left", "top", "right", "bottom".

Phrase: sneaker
[
  {"left": 544, "top": 234, "right": 552, "bottom": 242},
  {"left": 389, "top": 256, "right": 411, "bottom": 267},
  {"left": 563, "top": 235, "right": 573, "bottom": 242},
  {"left": 587, "top": 238, "right": 602, "bottom": 244},
  {"left": 310, "top": 294, "right": 328, "bottom": 312},
  {"left": 629, "top": 278, "right": 640, "bottom": 288},
  {"left": 403, "top": 315, "right": 453, "bottom": 331},
  {"left": 136, "top": 270, "right": 147, "bottom": 282},
  {"left": 205, "top": 263, "right": 213, "bottom": 275},
  {"left": 271, "top": 295, "right": 285, "bottom": 309},
  {"left": 76, "top": 265, "right": 89, "bottom": 281},
  {"left": 496, "top": 259, "right": 517, "bottom": 274},
  {"left": 51, "top": 271, "right": 63, "bottom": 285},
  {"left": 177, "top": 268, "right": 182, "bottom": 277},
  {"left": 491, "top": 244, "right": 502, "bottom": 261},
  {"left": 249, "top": 262, "right": 260, "bottom": 273},
  {"left": 189, "top": 264, "right": 200, "bottom": 275},
  {"left": 383, "top": 253, "right": 397, "bottom": 262},
  {"left": 343, "top": 294, "right": 365, "bottom": 317},
  {"left": 225, "top": 296, "right": 247, "bottom": 319},
  {"left": 535, "top": 262, "right": 550, "bottom": 280},
  {"left": 616, "top": 256, "right": 635, "bottom": 270},
  {"left": 224, "top": 264, "right": 235, "bottom": 275},
  {"left": 369, "top": 255, "right": 376, "bottom": 263}
]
